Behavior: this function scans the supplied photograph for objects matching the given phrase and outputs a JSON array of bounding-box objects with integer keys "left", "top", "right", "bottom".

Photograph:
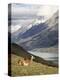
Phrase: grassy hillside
[
  {"left": 10, "top": 54, "right": 58, "bottom": 76},
  {"left": 8, "top": 43, "right": 58, "bottom": 76}
]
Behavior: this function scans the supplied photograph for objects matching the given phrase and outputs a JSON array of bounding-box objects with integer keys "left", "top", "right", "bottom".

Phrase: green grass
[{"left": 9, "top": 54, "right": 58, "bottom": 76}]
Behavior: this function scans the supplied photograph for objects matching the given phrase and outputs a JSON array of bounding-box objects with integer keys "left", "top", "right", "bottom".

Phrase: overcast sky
[
  {"left": 8, "top": 3, "right": 58, "bottom": 33},
  {"left": 10, "top": 4, "right": 58, "bottom": 19}
]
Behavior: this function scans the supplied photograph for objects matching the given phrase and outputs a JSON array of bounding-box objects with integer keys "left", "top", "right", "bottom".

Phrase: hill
[{"left": 8, "top": 43, "right": 58, "bottom": 76}]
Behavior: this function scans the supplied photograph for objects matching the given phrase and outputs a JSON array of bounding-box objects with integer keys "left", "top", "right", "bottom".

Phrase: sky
[
  {"left": 11, "top": 4, "right": 58, "bottom": 19},
  {"left": 8, "top": 3, "right": 58, "bottom": 33}
]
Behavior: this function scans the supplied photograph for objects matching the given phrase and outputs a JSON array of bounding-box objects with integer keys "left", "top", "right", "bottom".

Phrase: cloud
[
  {"left": 11, "top": 4, "right": 58, "bottom": 21},
  {"left": 11, "top": 4, "right": 40, "bottom": 19},
  {"left": 37, "top": 5, "right": 58, "bottom": 20}
]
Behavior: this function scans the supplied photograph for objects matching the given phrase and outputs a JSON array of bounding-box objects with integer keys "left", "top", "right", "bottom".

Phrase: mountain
[
  {"left": 15, "top": 11, "right": 58, "bottom": 50},
  {"left": 20, "top": 23, "right": 48, "bottom": 39}
]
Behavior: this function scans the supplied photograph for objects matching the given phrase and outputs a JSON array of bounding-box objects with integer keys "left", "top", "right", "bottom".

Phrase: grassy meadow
[{"left": 9, "top": 53, "right": 58, "bottom": 76}]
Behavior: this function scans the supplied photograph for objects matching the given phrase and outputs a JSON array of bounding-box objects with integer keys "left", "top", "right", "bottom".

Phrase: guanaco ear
[{"left": 31, "top": 56, "right": 35, "bottom": 60}]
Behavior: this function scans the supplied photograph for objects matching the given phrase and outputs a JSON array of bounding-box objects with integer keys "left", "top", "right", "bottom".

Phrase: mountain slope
[{"left": 16, "top": 11, "right": 58, "bottom": 50}]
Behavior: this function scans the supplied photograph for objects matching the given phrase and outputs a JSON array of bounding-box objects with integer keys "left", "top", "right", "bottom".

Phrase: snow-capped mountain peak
[{"left": 11, "top": 25, "right": 22, "bottom": 33}]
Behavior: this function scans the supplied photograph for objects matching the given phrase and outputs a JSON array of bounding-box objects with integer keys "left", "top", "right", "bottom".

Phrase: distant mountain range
[{"left": 11, "top": 11, "right": 58, "bottom": 50}]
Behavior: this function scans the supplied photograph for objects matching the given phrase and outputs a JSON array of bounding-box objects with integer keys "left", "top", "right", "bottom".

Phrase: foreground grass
[{"left": 9, "top": 54, "right": 58, "bottom": 76}]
